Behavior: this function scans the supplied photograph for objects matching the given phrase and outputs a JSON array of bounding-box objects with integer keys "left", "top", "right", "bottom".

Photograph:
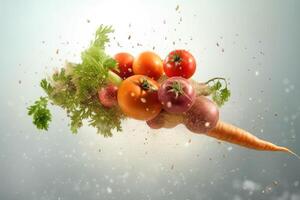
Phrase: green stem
[
  {"left": 205, "top": 77, "right": 228, "bottom": 87},
  {"left": 107, "top": 71, "right": 123, "bottom": 86}
]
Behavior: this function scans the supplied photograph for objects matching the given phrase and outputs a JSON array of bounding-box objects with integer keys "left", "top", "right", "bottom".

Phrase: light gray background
[{"left": 0, "top": 0, "right": 300, "bottom": 199}]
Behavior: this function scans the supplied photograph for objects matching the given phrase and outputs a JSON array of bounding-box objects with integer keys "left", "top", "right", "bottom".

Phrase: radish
[
  {"left": 146, "top": 96, "right": 219, "bottom": 133},
  {"left": 184, "top": 96, "right": 219, "bottom": 133},
  {"left": 98, "top": 84, "right": 118, "bottom": 108}
]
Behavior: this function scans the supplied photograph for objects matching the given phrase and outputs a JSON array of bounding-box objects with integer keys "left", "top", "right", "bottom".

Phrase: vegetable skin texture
[
  {"left": 207, "top": 121, "right": 299, "bottom": 158},
  {"left": 158, "top": 75, "right": 221, "bottom": 98},
  {"left": 163, "top": 49, "right": 196, "bottom": 79},
  {"left": 158, "top": 77, "right": 196, "bottom": 114},
  {"left": 184, "top": 96, "right": 219, "bottom": 133},
  {"left": 133, "top": 51, "right": 163, "bottom": 80},
  {"left": 117, "top": 75, "right": 162, "bottom": 120},
  {"left": 98, "top": 84, "right": 118, "bottom": 108},
  {"left": 146, "top": 109, "right": 299, "bottom": 158},
  {"left": 113, "top": 52, "right": 134, "bottom": 79},
  {"left": 146, "top": 110, "right": 183, "bottom": 129}
]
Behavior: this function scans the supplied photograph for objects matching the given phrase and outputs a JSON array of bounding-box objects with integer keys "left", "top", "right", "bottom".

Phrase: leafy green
[
  {"left": 28, "top": 25, "right": 124, "bottom": 137},
  {"left": 206, "top": 78, "right": 231, "bottom": 107},
  {"left": 27, "top": 97, "right": 52, "bottom": 130}
]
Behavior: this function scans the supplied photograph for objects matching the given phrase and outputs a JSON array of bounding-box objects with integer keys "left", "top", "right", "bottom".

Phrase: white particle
[
  {"left": 204, "top": 122, "right": 210, "bottom": 127},
  {"left": 260, "top": 129, "right": 264, "bottom": 133},
  {"left": 140, "top": 98, "right": 147, "bottom": 103},
  {"left": 107, "top": 187, "right": 112, "bottom": 194},
  {"left": 130, "top": 92, "right": 135, "bottom": 97},
  {"left": 255, "top": 71, "right": 259, "bottom": 76},
  {"left": 166, "top": 101, "right": 172, "bottom": 108},
  {"left": 128, "top": 68, "right": 132, "bottom": 72},
  {"left": 285, "top": 88, "right": 290, "bottom": 93},
  {"left": 283, "top": 78, "right": 289, "bottom": 85},
  {"left": 227, "top": 146, "right": 233, "bottom": 151}
]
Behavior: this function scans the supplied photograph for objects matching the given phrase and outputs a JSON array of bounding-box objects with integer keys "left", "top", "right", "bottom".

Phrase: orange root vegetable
[
  {"left": 207, "top": 121, "right": 299, "bottom": 158},
  {"left": 146, "top": 111, "right": 299, "bottom": 158}
]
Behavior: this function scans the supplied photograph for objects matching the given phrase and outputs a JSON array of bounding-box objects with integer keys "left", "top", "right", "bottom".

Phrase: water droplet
[
  {"left": 107, "top": 187, "right": 112, "bottom": 193},
  {"left": 166, "top": 101, "right": 172, "bottom": 108},
  {"left": 205, "top": 122, "right": 210, "bottom": 127}
]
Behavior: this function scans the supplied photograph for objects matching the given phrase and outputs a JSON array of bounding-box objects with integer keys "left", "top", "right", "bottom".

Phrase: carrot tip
[{"left": 281, "top": 147, "right": 300, "bottom": 160}]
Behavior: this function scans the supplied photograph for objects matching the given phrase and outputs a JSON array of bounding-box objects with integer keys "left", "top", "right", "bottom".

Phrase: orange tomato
[
  {"left": 132, "top": 51, "right": 163, "bottom": 80},
  {"left": 117, "top": 75, "right": 162, "bottom": 120}
]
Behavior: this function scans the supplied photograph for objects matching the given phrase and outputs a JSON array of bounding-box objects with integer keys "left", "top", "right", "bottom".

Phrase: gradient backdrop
[{"left": 1, "top": 0, "right": 300, "bottom": 199}]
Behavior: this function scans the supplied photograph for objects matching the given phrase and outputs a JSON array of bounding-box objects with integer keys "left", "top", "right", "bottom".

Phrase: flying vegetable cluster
[{"left": 28, "top": 25, "right": 230, "bottom": 137}]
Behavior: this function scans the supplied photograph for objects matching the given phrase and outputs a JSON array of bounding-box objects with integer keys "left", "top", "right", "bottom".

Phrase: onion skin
[
  {"left": 158, "top": 75, "right": 211, "bottom": 97},
  {"left": 146, "top": 97, "right": 219, "bottom": 134},
  {"left": 184, "top": 96, "right": 219, "bottom": 133},
  {"left": 158, "top": 77, "right": 196, "bottom": 114},
  {"left": 146, "top": 110, "right": 183, "bottom": 129}
]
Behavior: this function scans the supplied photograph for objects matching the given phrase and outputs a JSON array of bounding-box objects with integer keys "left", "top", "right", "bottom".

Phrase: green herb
[
  {"left": 27, "top": 97, "right": 52, "bottom": 130},
  {"left": 28, "top": 25, "right": 124, "bottom": 137},
  {"left": 205, "top": 77, "right": 231, "bottom": 107}
]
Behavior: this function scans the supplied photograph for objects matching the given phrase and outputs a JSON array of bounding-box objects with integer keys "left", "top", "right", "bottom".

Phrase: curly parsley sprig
[
  {"left": 27, "top": 97, "right": 52, "bottom": 131},
  {"left": 205, "top": 77, "right": 231, "bottom": 107},
  {"left": 27, "top": 25, "right": 124, "bottom": 136}
]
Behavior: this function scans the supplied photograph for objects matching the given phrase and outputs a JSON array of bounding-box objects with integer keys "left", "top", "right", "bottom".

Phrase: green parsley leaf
[
  {"left": 206, "top": 78, "right": 231, "bottom": 107},
  {"left": 27, "top": 97, "right": 52, "bottom": 130},
  {"left": 28, "top": 25, "right": 124, "bottom": 137}
]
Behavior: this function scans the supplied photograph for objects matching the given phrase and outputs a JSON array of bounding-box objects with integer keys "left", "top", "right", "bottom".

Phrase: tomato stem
[
  {"left": 171, "top": 54, "right": 182, "bottom": 63},
  {"left": 139, "top": 78, "right": 157, "bottom": 92},
  {"left": 168, "top": 81, "right": 184, "bottom": 99}
]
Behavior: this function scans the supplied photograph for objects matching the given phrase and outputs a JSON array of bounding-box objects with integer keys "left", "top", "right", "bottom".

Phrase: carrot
[
  {"left": 147, "top": 110, "right": 299, "bottom": 158},
  {"left": 207, "top": 121, "right": 300, "bottom": 158}
]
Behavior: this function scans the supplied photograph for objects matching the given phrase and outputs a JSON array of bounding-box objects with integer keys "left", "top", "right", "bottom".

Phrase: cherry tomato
[
  {"left": 133, "top": 51, "right": 163, "bottom": 80},
  {"left": 163, "top": 50, "right": 196, "bottom": 79},
  {"left": 117, "top": 75, "right": 162, "bottom": 120},
  {"left": 113, "top": 52, "right": 134, "bottom": 79}
]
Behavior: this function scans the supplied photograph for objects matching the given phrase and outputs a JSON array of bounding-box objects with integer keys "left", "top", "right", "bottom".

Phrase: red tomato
[
  {"left": 133, "top": 51, "right": 163, "bottom": 80},
  {"left": 113, "top": 52, "right": 134, "bottom": 79},
  {"left": 163, "top": 50, "right": 196, "bottom": 79}
]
